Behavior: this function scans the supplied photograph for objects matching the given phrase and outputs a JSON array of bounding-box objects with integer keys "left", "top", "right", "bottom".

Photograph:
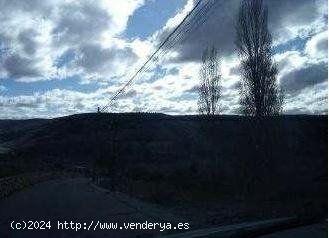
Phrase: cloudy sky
[{"left": 0, "top": 0, "right": 327, "bottom": 118}]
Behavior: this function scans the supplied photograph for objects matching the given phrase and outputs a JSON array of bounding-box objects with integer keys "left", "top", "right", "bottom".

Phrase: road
[
  {"left": 258, "top": 222, "right": 327, "bottom": 238},
  {"left": 0, "top": 178, "right": 176, "bottom": 238},
  {"left": 1, "top": 178, "right": 326, "bottom": 238}
]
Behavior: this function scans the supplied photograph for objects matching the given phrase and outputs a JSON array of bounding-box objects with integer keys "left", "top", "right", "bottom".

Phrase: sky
[{"left": 0, "top": 0, "right": 327, "bottom": 118}]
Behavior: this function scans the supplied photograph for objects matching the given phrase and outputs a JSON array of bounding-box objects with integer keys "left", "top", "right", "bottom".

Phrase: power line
[
  {"left": 100, "top": 0, "right": 218, "bottom": 112},
  {"left": 100, "top": 0, "right": 203, "bottom": 112}
]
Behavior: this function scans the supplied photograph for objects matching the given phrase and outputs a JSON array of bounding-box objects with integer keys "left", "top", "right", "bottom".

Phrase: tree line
[{"left": 198, "top": 0, "right": 284, "bottom": 117}]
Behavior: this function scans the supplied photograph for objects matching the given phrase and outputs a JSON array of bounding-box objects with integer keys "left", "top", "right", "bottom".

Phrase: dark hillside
[
  {"left": 0, "top": 119, "right": 47, "bottom": 144},
  {"left": 2, "top": 113, "right": 327, "bottom": 174},
  {"left": 0, "top": 113, "right": 327, "bottom": 215}
]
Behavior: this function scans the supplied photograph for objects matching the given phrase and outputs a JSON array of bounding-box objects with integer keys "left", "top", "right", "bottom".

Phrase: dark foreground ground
[
  {"left": 0, "top": 178, "right": 172, "bottom": 237},
  {"left": 0, "top": 113, "right": 327, "bottom": 237},
  {"left": 0, "top": 178, "right": 327, "bottom": 238},
  {"left": 258, "top": 223, "right": 327, "bottom": 238}
]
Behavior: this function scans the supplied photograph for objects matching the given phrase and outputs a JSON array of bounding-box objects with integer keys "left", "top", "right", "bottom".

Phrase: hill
[
  {"left": 1, "top": 113, "right": 327, "bottom": 171},
  {"left": 1, "top": 112, "right": 326, "bottom": 163},
  {"left": 0, "top": 113, "right": 327, "bottom": 222}
]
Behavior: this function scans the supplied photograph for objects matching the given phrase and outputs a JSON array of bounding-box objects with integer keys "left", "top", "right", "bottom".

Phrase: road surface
[
  {"left": 258, "top": 222, "right": 327, "bottom": 238},
  {"left": 1, "top": 178, "right": 326, "bottom": 238},
  {"left": 0, "top": 178, "right": 177, "bottom": 238}
]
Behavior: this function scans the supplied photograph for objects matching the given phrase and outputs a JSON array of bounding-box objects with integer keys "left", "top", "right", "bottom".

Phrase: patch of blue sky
[
  {"left": 170, "top": 91, "right": 196, "bottom": 101},
  {"left": 123, "top": 0, "right": 187, "bottom": 40},
  {"left": 273, "top": 36, "right": 309, "bottom": 54},
  {"left": 0, "top": 76, "right": 101, "bottom": 96},
  {"left": 138, "top": 65, "right": 167, "bottom": 83}
]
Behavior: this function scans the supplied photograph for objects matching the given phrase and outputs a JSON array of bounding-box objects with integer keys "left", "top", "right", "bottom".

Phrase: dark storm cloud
[
  {"left": 0, "top": 1, "right": 57, "bottom": 80},
  {"left": 18, "top": 29, "right": 38, "bottom": 55},
  {"left": 281, "top": 62, "right": 328, "bottom": 93},
  {"left": 3, "top": 54, "right": 40, "bottom": 79},
  {"left": 171, "top": 0, "right": 326, "bottom": 62},
  {"left": 52, "top": 1, "right": 112, "bottom": 45},
  {"left": 0, "top": 32, "right": 42, "bottom": 79},
  {"left": 76, "top": 43, "right": 137, "bottom": 73},
  {"left": 76, "top": 43, "right": 113, "bottom": 72},
  {"left": 0, "top": 0, "right": 140, "bottom": 80}
]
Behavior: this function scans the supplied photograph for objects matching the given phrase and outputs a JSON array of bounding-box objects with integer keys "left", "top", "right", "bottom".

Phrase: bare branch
[
  {"left": 198, "top": 46, "right": 222, "bottom": 115},
  {"left": 236, "top": 0, "right": 284, "bottom": 117}
]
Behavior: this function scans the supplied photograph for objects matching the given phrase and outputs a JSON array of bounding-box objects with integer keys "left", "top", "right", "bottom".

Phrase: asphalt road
[
  {"left": 0, "top": 178, "right": 172, "bottom": 238},
  {"left": 258, "top": 222, "right": 327, "bottom": 238},
  {"left": 1, "top": 178, "right": 326, "bottom": 238}
]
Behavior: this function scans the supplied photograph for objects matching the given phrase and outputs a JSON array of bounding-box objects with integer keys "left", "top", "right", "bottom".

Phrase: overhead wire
[{"left": 100, "top": 0, "right": 220, "bottom": 112}]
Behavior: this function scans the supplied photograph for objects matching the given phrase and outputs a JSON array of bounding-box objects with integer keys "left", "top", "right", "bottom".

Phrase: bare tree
[
  {"left": 198, "top": 46, "right": 221, "bottom": 115},
  {"left": 236, "top": 0, "right": 283, "bottom": 117}
]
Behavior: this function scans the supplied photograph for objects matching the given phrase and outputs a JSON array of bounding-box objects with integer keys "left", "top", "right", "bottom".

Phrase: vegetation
[
  {"left": 198, "top": 46, "right": 222, "bottom": 115},
  {"left": 236, "top": 0, "right": 283, "bottom": 117}
]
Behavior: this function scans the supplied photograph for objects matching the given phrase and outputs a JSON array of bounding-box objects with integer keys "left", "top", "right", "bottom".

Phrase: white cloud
[
  {"left": 274, "top": 30, "right": 328, "bottom": 93},
  {"left": 0, "top": 0, "right": 145, "bottom": 83},
  {"left": 164, "top": 0, "right": 194, "bottom": 30},
  {"left": 0, "top": 0, "right": 327, "bottom": 117},
  {"left": 0, "top": 87, "right": 118, "bottom": 118},
  {"left": 284, "top": 81, "right": 328, "bottom": 114},
  {"left": 305, "top": 31, "right": 328, "bottom": 61},
  {"left": 101, "top": 0, "right": 145, "bottom": 34}
]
